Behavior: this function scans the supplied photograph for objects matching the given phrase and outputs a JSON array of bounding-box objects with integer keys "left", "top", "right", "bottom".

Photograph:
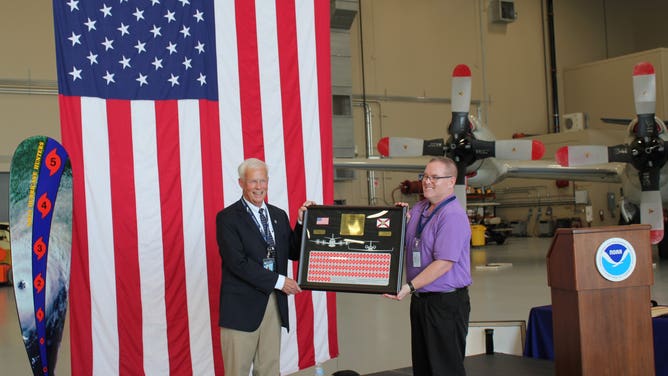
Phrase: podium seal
[{"left": 595, "top": 237, "right": 636, "bottom": 282}]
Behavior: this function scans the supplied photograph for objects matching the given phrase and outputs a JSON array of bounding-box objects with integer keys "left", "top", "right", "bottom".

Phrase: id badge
[
  {"left": 412, "top": 238, "right": 421, "bottom": 268},
  {"left": 263, "top": 257, "right": 275, "bottom": 272}
]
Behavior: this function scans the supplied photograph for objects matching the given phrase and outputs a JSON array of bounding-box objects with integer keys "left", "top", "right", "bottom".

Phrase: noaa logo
[{"left": 595, "top": 238, "right": 636, "bottom": 282}]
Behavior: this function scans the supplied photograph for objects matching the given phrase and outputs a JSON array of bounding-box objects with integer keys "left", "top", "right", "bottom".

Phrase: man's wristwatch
[{"left": 407, "top": 281, "right": 416, "bottom": 294}]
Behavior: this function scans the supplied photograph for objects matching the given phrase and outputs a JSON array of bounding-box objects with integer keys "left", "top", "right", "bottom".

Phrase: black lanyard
[{"left": 416, "top": 195, "right": 457, "bottom": 238}]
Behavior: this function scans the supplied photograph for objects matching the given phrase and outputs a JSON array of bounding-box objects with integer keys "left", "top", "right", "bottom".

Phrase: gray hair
[{"left": 238, "top": 158, "right": 268, "bottom": 180}]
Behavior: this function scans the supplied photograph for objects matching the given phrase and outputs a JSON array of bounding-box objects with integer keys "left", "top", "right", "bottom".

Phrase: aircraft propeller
[
  {"left": 555, "top": 62, "right": 667, "bottom": 244},
  {"left": 376, "top": 64, "right": 546, "bottom": 207}
]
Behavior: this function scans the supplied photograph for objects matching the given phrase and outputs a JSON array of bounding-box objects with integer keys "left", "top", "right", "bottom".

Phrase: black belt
[{"left": 413, "top": 286, "right": 467, "bottom": 298}]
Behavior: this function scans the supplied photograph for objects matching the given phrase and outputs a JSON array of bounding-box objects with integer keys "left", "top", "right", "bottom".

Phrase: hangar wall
[
  {"left": 0, "top": 1, "right": 59, "bottom": 171},
  {"left": 2, "top": 0, "right": 668, "bottom": 223},
  {"left": 334, "top": 0, "right": 668, "bottom": 231}
]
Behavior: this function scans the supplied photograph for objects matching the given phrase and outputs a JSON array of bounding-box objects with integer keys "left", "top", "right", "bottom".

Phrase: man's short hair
[
  {"left": 429, "top": 156, "right": 458, "bottom": 177},
  {"left": 238, "top": 158, "right": 268, "bottom": 180}
]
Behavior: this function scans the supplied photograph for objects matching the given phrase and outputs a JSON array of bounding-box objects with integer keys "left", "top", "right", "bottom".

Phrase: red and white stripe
[
  {"left": 633, "top": 62, "right": 656, "bottom": 116},
  {"left": 555, "top": 145, "right": 610, "bottom": 166},
  {"left": 494, "top": 140, "right": 542, "bottom": 160},
  {"left": 641, "top": 190, "right": 664, "bottom": 244},
  {"left": 60, "top": 1, "right": 337, "bottom": 374},
  {"left": 451, "top": 64, "right": 472, "bottom": 113},
  {"left": 215, "top": 1, "right": 336, "bottom": 371}
]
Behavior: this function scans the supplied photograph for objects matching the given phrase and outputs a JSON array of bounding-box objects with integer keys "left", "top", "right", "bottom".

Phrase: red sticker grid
[{"left": 307, "top": 251, "right": 392, "bottom": 285}]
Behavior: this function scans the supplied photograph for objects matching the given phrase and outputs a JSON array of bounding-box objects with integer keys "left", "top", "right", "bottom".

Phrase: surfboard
[{"left": 9, "top": 136, "right": 72, "bottom": 376}]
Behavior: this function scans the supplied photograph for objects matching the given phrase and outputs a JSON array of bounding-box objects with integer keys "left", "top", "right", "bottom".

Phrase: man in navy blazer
[{"left": 216, "top": 158, "right": 313, "bottom": 375}]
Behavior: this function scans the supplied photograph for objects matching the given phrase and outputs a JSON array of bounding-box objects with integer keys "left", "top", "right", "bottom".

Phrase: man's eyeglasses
[{"left": 418, "top": 174, "right": 453, "bottom": 183}]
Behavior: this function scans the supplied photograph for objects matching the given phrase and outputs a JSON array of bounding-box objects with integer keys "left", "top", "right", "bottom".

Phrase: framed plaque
[{"left": 297, "top": 205, "right": 407, "bottom": 294}]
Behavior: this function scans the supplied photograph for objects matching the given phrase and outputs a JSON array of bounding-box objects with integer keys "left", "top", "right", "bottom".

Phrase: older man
[{"left": 216, "top": 158, "right": 313, "bottom": 375}]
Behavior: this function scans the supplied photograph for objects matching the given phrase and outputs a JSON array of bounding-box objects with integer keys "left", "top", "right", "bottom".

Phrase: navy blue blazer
[{"left": 216, "top": 199, "right": 302, "bottom": 332}]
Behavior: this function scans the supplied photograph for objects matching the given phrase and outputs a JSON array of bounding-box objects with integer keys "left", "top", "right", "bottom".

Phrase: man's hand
[
  {"left": 395, "top": 202, "right": 411, "bottom": 221},
  {"left": 282, "top": 277, "right": 302, "bottom": 295},
  {"left": 298, "top": 200, "right": 316, "bottom": 223},
  {"left": 383, "top": 283, "right": 411, "bottom": 301}
]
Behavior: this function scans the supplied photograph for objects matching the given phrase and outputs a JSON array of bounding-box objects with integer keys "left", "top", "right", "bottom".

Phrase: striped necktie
[{"left": 259, "top": 208, "right": 275, "bottom": 247}]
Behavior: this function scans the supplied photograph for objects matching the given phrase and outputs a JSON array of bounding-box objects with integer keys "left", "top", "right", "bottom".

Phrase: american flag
[{"left": 52, "top": 0, "right": 337, "bottom": 374}]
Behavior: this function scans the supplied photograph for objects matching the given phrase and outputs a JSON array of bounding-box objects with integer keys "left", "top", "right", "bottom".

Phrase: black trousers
[{"left": 409, "top": 288, "right": 470, "bottom": 376}]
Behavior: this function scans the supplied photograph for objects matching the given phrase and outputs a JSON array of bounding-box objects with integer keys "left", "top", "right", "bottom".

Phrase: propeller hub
[
  {"left": 630, "top": 136, "right": 667, "bottom": 171},
  {"left": 445, "top": 136, "right": 476, "bottom": 166}
]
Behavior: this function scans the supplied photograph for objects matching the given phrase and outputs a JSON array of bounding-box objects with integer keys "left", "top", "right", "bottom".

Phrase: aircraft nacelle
[{"left": 466, "top": 158, "right": 508, "bottom": 187}]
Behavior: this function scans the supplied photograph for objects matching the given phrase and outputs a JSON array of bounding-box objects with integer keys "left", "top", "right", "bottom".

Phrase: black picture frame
[{"left": 298, "top": 205, "right": 407, "bottom": 294}]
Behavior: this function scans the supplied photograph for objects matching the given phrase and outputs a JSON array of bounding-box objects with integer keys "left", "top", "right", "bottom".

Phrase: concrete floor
[{"left": 1, "top": 236, "right": 667, "bottom": 375}]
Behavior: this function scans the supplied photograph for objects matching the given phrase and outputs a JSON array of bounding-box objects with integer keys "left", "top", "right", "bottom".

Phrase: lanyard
[
  {"left": 416, "top": 195, "right": 457, "bottom": 238},
  {"left": 241, "top": 199, "right": 274, "bottom": 246}
]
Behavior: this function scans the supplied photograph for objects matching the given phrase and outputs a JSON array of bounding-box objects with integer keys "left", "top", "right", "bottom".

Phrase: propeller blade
[
  {"left": 454, "top": 160, "right": 468, "bottom": 186},
  {"left": 451, "top": 64, "right": 472, "bottom": 113},
  {"left": 608, "top": 144, "right": 633, "bottom": 163},
  {"left": 633, "top": 62, "right": 657, "bottom": 139},
  {"left": 494, "top": 140, "right": 545, "bottom": 160},
  {"left": 554, "top": 145, "right": 610, "bottom": 166},
  {"left": 452, "top": 158, "right": 467, "bottom": 214},
  {"left": 640, "top": 190, "right": 663, "bottom": 244},
  {"left": 376, "top": 137, "right": 444, "bottom": 157},
  {"left": 638, "top": 169, "right": 660, "bottom": 192},
  {"left": 470, "top": 139, "right": 495, "bottom": 158},
  {"left": 639, "top": 169, "right": 663, "bottom": 244},
  {"left": 633, "top": 62, "right": 656, "bottom": 117},
  {"left": 449, "top": 64, "right": 473, "bottom": 138},
  {"left": 455, "top": 184, "right": 467, "bottom": 210},
  {"left": 468, "top": 139, "right": 546, "bottom": 161}
]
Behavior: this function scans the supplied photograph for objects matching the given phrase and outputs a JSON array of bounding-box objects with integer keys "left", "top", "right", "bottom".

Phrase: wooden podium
[{"left": 547, "top": 225, "right": 655, "bottom": 375}]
